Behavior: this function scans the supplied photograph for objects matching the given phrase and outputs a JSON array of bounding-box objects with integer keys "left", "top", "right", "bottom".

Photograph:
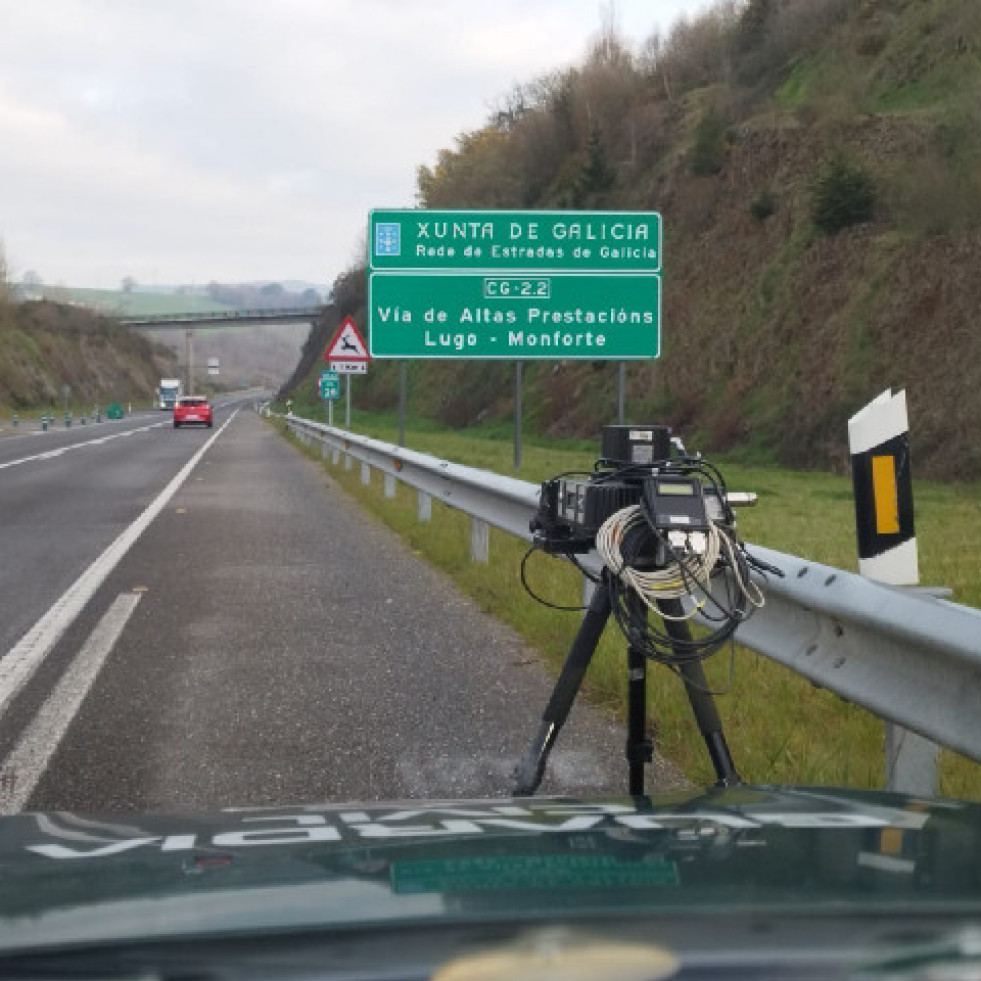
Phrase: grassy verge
[{"left": 277, "top": 411, "right": 981, "bottom": 799}]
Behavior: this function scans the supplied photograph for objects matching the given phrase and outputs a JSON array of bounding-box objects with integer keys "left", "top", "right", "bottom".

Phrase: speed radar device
[{"left": 516, "top": 424, "right": 780, "bottom": 797}]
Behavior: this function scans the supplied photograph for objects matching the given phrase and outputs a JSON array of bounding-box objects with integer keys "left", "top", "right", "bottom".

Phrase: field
[
  {"left": 40, "top": 288, "right": 235, "bottom": 318},
  {"left": 280, "top": 408, "right": 981, "bottom": 799}
]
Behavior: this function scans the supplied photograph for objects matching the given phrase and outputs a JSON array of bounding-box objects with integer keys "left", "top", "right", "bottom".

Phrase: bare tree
[{"left": 0, "top": 238, "right": 10, "bottom": 302}]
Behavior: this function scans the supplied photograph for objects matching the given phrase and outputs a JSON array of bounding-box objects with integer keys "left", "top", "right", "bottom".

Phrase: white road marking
[
  {"left": 0, "top": 409, "right": 239, "bottom": 726},
  {"left": 0, "top": 422, "right": 169, "bottom": 471},
  {"left": 0, "top": 592, "right": 142, "bottom": 814}
]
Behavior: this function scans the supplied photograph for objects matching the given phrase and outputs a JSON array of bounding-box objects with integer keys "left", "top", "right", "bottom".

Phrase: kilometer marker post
[{"left": 848, "top": 389, "right": 934, "bottom": 796}]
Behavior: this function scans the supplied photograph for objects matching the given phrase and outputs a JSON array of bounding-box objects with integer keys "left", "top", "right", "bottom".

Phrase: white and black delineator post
[
  {"left": 849, "top": 389, "right": 918, "bottom": 585},
  {"left": 848, "top": 388, "right": 936, "bottom": 795}
]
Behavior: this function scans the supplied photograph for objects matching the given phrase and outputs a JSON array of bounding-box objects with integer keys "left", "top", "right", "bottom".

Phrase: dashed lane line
[
  {"left": 0, "top": 592, "right": 142, "bottom": 814},
  {"left": 0, "top": 421, "right": 169, "bottom": 471}
]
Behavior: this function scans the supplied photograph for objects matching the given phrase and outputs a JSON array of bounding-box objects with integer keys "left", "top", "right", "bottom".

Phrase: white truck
[{"left": 158, "top": 378, "right": 183, "bottom": 410}]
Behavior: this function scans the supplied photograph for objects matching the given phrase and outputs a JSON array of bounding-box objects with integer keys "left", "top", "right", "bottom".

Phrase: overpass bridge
[{"left": 117, "top": 306, "right": 325, "bottom": 330}]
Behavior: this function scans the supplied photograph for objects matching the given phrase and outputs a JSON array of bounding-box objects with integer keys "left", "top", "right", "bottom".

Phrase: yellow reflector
[{"left": 871, "top": 455, "right": 900, "bottom": 535}]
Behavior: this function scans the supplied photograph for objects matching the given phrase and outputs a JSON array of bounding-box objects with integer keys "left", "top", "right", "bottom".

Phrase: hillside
[
  {"left": 0, "top": 298, "right": 175, "bottom": 412},
  {"left": 289, "top": 0, "right": 981, "bottom": 480}
]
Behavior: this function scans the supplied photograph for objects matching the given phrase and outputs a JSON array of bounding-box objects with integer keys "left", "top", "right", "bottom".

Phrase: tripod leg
[
  {"left": 625, "top": 591, "right": 652, "bottom": 796},
  {"left": 513, "top": 575, "right": 612, "bottom": 796},
  {"left": 656, "top": 597, "right": 741, "bottom": 786}
]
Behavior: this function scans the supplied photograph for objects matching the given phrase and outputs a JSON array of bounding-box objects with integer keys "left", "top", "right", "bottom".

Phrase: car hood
[{"left": 1, "top": 785, "right": 979, "bottom": 954}]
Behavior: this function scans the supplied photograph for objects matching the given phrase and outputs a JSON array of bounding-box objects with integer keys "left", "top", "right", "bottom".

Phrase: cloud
[{"left": 0, "top": 0, "right": 719, "bottom": 287}]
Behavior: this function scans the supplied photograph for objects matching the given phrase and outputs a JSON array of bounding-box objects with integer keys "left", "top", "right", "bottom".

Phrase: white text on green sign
[
  {"left": 369, "top": 273, "right": 660, "bottom": 359},
  {"left": 369, "top": 210, "right": 661, "bottom": 274}
]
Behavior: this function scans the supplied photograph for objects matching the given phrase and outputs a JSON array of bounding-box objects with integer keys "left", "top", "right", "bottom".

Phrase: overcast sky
[{"left": 0, "top": 1, "right": 720, "bottom": 291}]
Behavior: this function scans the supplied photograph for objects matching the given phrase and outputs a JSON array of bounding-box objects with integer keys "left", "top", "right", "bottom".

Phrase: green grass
[
  {"left": 873, "top": 59, "right": 981, "bottom": 114},
  {"left": 274, "top": 410, "right": 981, "bottom": 800},
  {"left": 775, "top": 56, "right": 820, "bottom": 108}
]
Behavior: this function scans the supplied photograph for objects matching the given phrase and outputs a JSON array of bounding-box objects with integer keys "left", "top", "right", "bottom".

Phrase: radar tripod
[{"left": 513, "top": 567, "right": 740, "bottom": 796}]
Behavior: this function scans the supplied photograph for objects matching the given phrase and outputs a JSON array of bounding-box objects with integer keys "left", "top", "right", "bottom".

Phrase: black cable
[{"left": 519, "top": 545, "right": 588, "bottom": 612}]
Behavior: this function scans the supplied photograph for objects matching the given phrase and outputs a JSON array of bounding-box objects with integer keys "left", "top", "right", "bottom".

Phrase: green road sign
[
  {"left": 369, "top": 209, "right": 661, "bottom": 273},
  {"left": 367, "top": 209, "right": 663, "bottom": 360},
  {"left": 319, "top": 370, "right": 340, "bottom": 400},
  {"left": 369, "top": 272, "right": 660, "bottom": 359}
]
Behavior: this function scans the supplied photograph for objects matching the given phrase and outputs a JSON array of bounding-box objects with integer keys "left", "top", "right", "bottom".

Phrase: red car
[{"left": 173, "top": 395, "right": 213, "bottom": 428}]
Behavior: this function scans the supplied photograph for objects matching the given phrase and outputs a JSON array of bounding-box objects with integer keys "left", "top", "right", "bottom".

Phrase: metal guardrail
[{"left": 282, "top": 412, "right": 981, "bottom": 784}]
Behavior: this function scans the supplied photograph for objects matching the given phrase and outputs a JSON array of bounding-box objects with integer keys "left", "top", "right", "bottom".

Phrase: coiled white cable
[{"left": 596, "top": 505, "right": 722, "bottom": 618}]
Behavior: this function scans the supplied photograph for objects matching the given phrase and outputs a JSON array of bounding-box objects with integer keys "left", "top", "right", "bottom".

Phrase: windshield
[{"left": 1, "top": 0, "right": 981, "bottom": 971}]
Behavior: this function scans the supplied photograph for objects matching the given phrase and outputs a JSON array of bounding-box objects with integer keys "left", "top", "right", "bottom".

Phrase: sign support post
[
  {"left": 398, "top": 360, "right": 407, "bottom": 448},
  {"left": 513, "top": 362, "right": 522, "bottom": 471}
]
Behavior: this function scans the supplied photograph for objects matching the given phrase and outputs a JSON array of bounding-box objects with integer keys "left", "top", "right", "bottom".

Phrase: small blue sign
[{"left": 374, "top": 222, "right": 400, "bottom": 257}]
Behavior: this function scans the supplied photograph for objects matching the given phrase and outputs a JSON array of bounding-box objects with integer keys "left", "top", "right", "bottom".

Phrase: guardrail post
[
  {"left": 331, "top": 448, "right": 340, "bottom": 465},
  {"left": 470, "top": 517, "right": 489, "bottom": 563},
  {"left": 885, "top": 726, "right": 938, "bottom": 798},
  {"left": 384, "top": 473, "right": 396, "bottom": 498},
  {"left": 417, "top": 490, "right": 432, "bottom": 522},
  {"left": 344, "top": 453, "right": 353, "bottom": 471},
  {"left": 361, "top": 461, "right": 371, "bottom": 486}
]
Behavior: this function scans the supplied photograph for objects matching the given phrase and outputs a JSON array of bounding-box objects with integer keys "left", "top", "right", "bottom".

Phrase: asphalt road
[
  {"left": 0, "top": 407, "right": 197, "bottom": 656},
  {"left": 0, "top": 405, "right": 687, "bottom": 813}
]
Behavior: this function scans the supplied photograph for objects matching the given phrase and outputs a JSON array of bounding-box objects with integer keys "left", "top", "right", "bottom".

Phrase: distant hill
[
  {"left": 0, "top": 299, "right": 176, "bottom": 411},
  {"left": 0, "top": 279, "right": 321, "bottom": 405},
  {"left": 292, "top": 0, "right": 981, "bottom": 479}
]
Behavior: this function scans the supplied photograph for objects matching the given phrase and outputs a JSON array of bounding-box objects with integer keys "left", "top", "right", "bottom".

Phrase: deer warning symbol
[{"left": 324, "top": 316, "right": 370, "bottom": 361}]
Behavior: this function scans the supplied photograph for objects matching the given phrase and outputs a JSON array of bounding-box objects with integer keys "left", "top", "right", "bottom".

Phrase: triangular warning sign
[{"left": 323, "top": 315, "right": 370, "bottom": 361}]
